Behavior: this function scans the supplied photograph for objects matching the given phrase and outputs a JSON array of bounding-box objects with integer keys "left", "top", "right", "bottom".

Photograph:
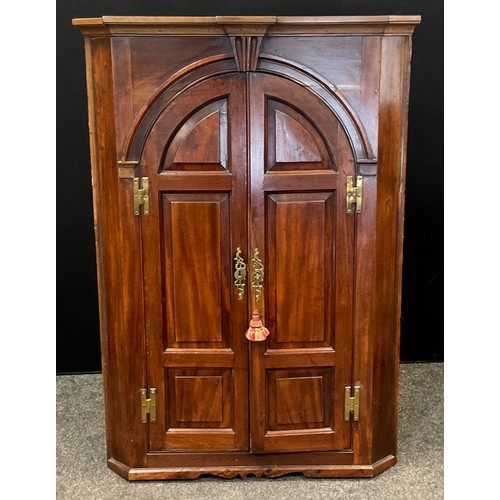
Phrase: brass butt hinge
[
  {"left": 346, "top": 176, "right": 363, "bottom": 214},
  {"left": 140, "top": 388, "right": 156, "bottom": 423},
  {"left": 134, "top": 177, "right": 149, "bottom": 216},
  {"left": 344, "top": 384, "right": 361, "bottom": 421}
]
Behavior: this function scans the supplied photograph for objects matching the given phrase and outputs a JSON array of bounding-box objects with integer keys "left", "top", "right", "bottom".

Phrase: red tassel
[{"left": 245, "top": 309, "right": 270, "bottom": 342}]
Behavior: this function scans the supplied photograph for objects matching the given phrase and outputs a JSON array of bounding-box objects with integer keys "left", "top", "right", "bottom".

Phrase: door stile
[
  {"left": 332, "top": 122, "right": 358, "bottom": 451},
  {"left": 230, "top": 74, "right": 251, "bottom": 451},
  {"left": 247, "top": 73, "right": 267, "bottom": 452}
]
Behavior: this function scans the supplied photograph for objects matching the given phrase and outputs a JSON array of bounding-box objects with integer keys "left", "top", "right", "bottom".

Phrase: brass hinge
[
  {"left": 140, "top": 388, "right": 156, "bottom": 423},
  {"left": 344, "top": 384, "right": 361, "bottom": 421},
  {"left": 134, "top": 177, "right": 149, "bottom": 216},
  {"left": 346, "top": 175, "right": 363, "bottom": 214}
]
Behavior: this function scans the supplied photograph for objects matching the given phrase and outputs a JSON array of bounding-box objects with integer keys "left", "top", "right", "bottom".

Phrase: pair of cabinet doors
[
  {"left": 75, "top": 15, "right": 419, "bottom": 479},
  {"left": 142, "top": 71, "right": 355, "bottom": 454}
]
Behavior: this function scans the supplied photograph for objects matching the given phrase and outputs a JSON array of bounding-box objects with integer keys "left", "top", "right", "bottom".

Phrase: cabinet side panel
[
  {"left": 373, "top": 36, "right": 411, "bottom": 462},
  {"left": 84, "top": 35, "right": 147, "bottom": 467}
]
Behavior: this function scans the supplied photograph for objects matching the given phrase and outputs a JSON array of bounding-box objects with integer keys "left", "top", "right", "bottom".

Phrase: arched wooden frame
[{"left": 121, "top": 53, "right": 375, "bottom": 170}]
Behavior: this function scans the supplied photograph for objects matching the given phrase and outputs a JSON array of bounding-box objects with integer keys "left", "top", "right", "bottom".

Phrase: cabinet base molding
[{"left": 108, "top": 455, "right": 397, "bottom": 480}]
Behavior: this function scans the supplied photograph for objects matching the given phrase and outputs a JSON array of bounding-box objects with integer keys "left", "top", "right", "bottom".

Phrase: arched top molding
[{"left": 122, "top": 53, "right": 375, "bottom": 164}]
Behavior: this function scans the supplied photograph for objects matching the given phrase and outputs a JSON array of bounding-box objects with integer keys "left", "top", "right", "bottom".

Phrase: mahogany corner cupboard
[{"left": 73, "top": 15, "right": 420, "bottom": 480}]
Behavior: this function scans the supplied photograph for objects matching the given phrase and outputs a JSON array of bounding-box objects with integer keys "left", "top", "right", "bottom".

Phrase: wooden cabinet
[{"left": 73, "top": 15, "right": 420, "bottom": 480}]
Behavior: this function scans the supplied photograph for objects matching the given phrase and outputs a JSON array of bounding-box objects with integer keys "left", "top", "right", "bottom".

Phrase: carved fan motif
[{"left": 230, "top": 36, "right": 263, "bottom": 72}]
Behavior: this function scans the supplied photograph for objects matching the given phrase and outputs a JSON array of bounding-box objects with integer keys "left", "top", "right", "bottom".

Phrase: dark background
[{"left": 57, "top": 0, "right": 443, "bottom": 374}]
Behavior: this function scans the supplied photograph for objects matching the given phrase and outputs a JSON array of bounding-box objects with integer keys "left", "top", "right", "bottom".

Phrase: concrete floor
[{"left": 56, "top": 362, "right": 443, "bottom": 499}]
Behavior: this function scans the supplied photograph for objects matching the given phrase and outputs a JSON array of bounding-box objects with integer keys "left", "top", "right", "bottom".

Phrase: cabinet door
[
  {"left": 140, "top": 74, "right": 249, "bottom": 451},
  {"left": 248, "top": 73, "right": 355, "bottom": 453}
]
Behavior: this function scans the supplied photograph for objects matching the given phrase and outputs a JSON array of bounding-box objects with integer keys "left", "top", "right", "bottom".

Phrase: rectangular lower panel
[
  {"left": 164, "top": 368, "right": 239, "bottom": 451},
  {"left": 261, "top": 367, "right": 336, "bottom": 453},
  {"left": 267, "top": 368, "right": 333, "bottom": 431}
]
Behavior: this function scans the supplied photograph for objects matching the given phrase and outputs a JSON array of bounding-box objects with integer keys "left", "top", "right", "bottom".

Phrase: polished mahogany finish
[{"left": 74, "top": 15, "right": 420, "bottom": 479}]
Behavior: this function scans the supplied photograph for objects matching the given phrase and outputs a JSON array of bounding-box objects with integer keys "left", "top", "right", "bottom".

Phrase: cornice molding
[{"left": 73, "top": 15, "right": 421, "bottom": 37}]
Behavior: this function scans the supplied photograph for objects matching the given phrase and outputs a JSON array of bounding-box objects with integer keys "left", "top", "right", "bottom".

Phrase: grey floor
[{"left": 56, "top": 363, "right": 443, "bottom": 499}]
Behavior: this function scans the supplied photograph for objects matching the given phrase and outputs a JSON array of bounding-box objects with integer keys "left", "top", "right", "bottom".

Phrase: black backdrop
[{"left": 57, "top": 0, "right": 443, "bottom": 374}]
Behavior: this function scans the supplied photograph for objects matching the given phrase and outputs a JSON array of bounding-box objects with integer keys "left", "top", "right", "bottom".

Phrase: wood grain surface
[{"left": 75, "top": 15, "right": 418, "bottom": 478}]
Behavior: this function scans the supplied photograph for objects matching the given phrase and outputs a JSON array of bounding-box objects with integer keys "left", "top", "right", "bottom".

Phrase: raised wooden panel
[
  {"left": 263, "top": 367, "right": 335, "bottom": 452},
  {"left": 266, "top": 100, "right": 332, "bottom": 171},
  {"left": 275, "top": 376, "right": 325, "bottom": 426},
  {"left": 163, "top": 100, "right": 228, "bottom": 171},
  {"left": 175, "top": 376, "right": 223, "bottom": 423},
  {"left": 167, "top": 369, "right": 233, "bottom": 429},
  {"left": 275, "top": 111, "right": 321, "bottom": 162},
  {"left": 162, "top": 193, "right": 231, "bottom": 347},
  {"left": 172, "top": 109, "right": 222, "bottom": 163},
  {"left": 165, "top": 368, "right": 238, "bottom": 450},
  {"left": 267, "top": 192, "right": 335, "bottom": 348}
]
